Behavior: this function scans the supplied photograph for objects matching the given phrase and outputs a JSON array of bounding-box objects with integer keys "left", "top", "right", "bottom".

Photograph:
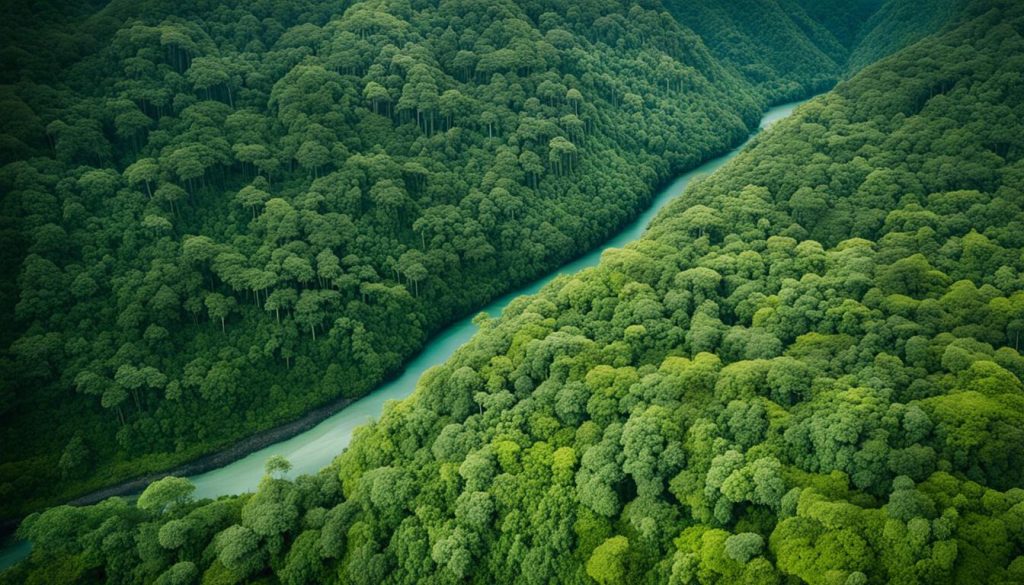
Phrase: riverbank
[
  {"left": 0, "top": 391, "right": 349, "bottom": 535},
  {"left": 0, "top": 95, "right": 818, "bottom": 573}
]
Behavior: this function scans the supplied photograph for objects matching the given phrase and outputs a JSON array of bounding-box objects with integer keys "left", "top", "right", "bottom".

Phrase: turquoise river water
[{"left": 0, "top": 97, "right": 810, "bottom": 572}]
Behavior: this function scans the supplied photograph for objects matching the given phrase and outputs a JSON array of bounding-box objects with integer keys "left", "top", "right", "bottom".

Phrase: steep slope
[
  {"left": 788, "top": 0, "right": 884, "bottom": 49},
  {"left": 0, "top": 0, "right": 868, "bottom": 517},
  {"left": 848, "top": 0, "right": 968, "bottom": 70},
  {"left": 6, "top": 1, "right": 1023, "bottom": 583},
  {"left": 663, "top": 0, "right": 852, "bottom": 101}
]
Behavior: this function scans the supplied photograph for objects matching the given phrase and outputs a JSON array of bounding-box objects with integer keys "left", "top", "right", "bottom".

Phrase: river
[{"left": 0, "top": 97, "right": 809, "bottom": 572}]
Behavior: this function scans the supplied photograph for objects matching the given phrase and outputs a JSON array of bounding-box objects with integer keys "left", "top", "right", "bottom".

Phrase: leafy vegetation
[
  {"left": 663, "top": 0, "right": 850, "bottom": 100},
  {"left": 7, "top": 0, "right": 1023, "bottom": 582},
  {"left": 0, "top": 0, "right": 887, "bottom": 515},
  {"left": 846, "top": 0, "right": 965, "bottom": 71}
]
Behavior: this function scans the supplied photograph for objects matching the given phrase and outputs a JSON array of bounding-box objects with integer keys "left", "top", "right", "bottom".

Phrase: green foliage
[
  {"left": 586, "top": 536, "right": 631, "bottom": 585},
  {"left": 8, "top": 1, "right": 1024, "bottom": 585},
  {"left": 137, "top": 476, "right": 195, "bottom": 512},
  {"left": 724, "top": 532, "right": 764, "bottom": 564},
  {"left": 264, "top": 455, "right": 292, "bottom": 478},
  {"left": 0, "top": 0, "right": 874, "bottom": 518}
]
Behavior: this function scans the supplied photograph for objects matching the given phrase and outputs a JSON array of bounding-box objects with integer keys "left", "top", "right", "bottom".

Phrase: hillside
[
  {"left": 663, "top": 0, "right": 852, "bottom": 101},
  {"left": 847, "top": 0, "right": 966, "bottom": 71},
  {"left": 0, "top": 0, "right": 882, "bottom": 516},
  {"left": 5, "top": 0, "right": 1023, "bottom": 583}
]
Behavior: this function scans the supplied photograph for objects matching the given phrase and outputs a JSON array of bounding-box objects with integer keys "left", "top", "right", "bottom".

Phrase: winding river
[{"left": 0, "top": 97, "right": 810, "bottom": 572}]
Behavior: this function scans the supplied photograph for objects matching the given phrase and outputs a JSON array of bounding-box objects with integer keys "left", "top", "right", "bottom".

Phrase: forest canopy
[
  {"left": 6, "top": 0, "right": 1024, "bottom": 583},
  {"left": 0, "top": 0, "right": 887, "bottom": 516}
]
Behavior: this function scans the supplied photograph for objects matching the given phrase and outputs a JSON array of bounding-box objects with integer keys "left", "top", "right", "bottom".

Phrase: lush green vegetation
[
  {"left": 846, "top": 0, "right": 964, "bottom": 71},
  {"left": 0, "top": 0, "right": 887, "bottom": 516},
  {"left": 663, "top": 0, "right": 851, "bottom": 100},
  {"left": 6, "top": 0, "right": 1023, "bottom": 582}
]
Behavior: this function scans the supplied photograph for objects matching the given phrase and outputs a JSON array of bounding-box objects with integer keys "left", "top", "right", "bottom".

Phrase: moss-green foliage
[
  {"left": 7, "top": 0, "right": 1023, "bottom": 583},
  {"left": 846, "top": 0, "right": 966, "bottom": 71},
  {"left": 0, "top": 0, "right": 881, "bottom": 516},
  {"left": 664, "top": 0, "right": 850, "bottom": 100}
]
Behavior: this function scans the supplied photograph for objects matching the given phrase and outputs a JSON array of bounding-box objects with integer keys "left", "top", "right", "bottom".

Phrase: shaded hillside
[
  {"left": 663, "top": 0, "right": 855, "bottom": 100},
  {"left": 848, "top": 0, "right": 967, "bottom": 71},
  {"left": 6, "top": 1, "right": 1023, "bottom": 583},
  {"left": 789, "top": 0, "right": 884, "bottom": 49},
  {"left": 0, "top": 0, "right": 875, "bottom": 517}
]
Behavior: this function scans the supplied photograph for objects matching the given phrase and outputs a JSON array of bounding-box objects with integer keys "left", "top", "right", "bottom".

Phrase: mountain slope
[
  {"left": 848, "top": 0, "right": 967, "bottom": 71},
  {"left": 0, "top": 0, "right": 873, "bottom": 517},
  {"left": 6, "top": 0, "right": 1024, "bottom": 583},
  {"left": 663, "top": 0, "right": 853, "bottom": 101},
  {"left": 788, "top": 0, "right": 884, "bottom": 49}
]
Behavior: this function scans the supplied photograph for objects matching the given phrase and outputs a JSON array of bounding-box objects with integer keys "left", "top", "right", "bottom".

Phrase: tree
[
  {"left": 725, "top": 532, "right": 764, "bottom": 564},
  {"left": 296, "top": 141, "right": 331, "bottom": 178},
  {"left": 788, "top": 186, "right": 829, "bottom": 227},
  {"left": 369, "top": 179, "right": 407, "bottom": 227},
  {"left": 587, "top": 536, "right": 630, "bottom": 585},
  {"left": 279, "top": 531, "right": 329, "bottom": 585},
  {"left": 235, "top": 179, "right": 271, "bottom": 218},
  {"left": 205, "top": 292, "right": 236, "bottom": 332},
  {"left": 439, "top": 89, "right": 466, "bottom": 128},
  {"left": 58, "top": 435, "right": 91, "bottom": 479},
  {"left": 216, "top": 525, "right": 266, "bottom": 578},
  {"left": 398, "top": 249, "right": 428, "bottom": 296},
  {"left": 154, "top": 562, "right": 199, "bottom": 585},
  {"left": 265, "top": 455, "right": 292, "bottom": 477},
  {"left": 566, "top": 88, "right": 583, "bottom": 115},
  {"left": 138, "top": 476, "right": 195, "bottom": 512},
  {"left": 678, "top": 205, "right": 725, "bottom": 240},
  {"left": 164, "top": 145, "right": 211, "bottom": 193},
  {"left": 548, "top": 136, "right": 577, "bottom": 176},
  {"left": 877, "top": 254, "right": 950, "bottom": 297},
  {"left": 124, "top": 158, "right": 160, "bottom": 198},
  {"left": 364, "top": 81, "right": 390, "bottom": 115},
  {"left": 154, "top": 182, "right": 187, "bottom": 215},
  {"left": 186, "top": 55, "right": 236, "bottom": 105},
  {"left": 265, "top": 288, "right": 297, "bottom": 324}
]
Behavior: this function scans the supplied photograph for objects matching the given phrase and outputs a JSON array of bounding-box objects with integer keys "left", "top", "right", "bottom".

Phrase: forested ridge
[
  {"left": 5, "top": 0, "right": 1023, "bottom": 583},
  {"left": 0, "top": 0, "right": 888, "bottom": 517},
  {"left": 663, "top": 0, "right": 853, "bottom": 98}
]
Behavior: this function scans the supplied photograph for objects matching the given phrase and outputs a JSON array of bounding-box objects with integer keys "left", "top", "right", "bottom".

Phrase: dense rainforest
[
  {"left": 0, "top": 0, "right": 895, "bottom": 517},
  {"left": 5, "top": 0, "right": 1023, "bottom": 582}
]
